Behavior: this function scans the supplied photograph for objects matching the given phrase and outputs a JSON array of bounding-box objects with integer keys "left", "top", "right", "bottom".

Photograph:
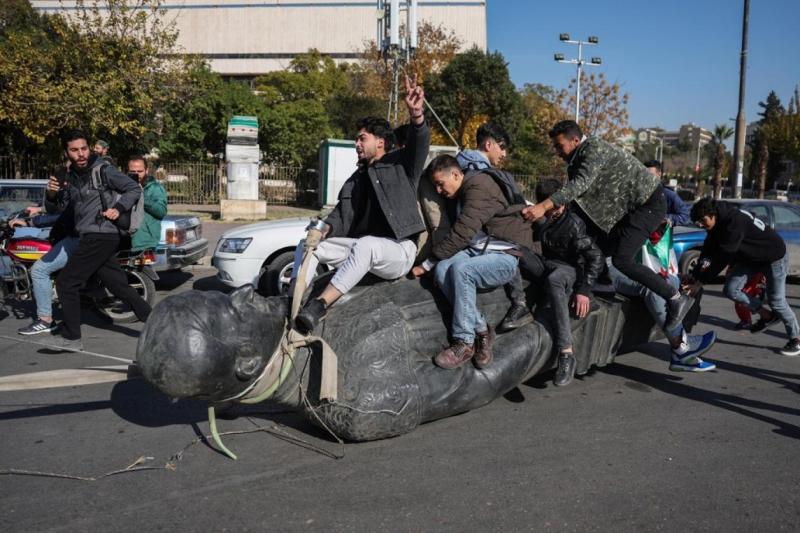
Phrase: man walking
[
  {"left": 45, "top": 130, "right": 151, "bottom": 350},
  {"left": 127, "top": 155, "right": 167, "bottom": 252}
]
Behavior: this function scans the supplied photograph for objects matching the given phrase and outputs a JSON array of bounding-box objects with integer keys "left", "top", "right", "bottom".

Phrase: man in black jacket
[
  {"left": 44, "top": 130, "right": 151, "bottom": 351},
  {"left": 294, "top": 75, "right": 429, "bottom": 333},
  {"left": 533, "top": 179, "right": 604, "bottom": 386},
  {"left": 686, "top": 197, "right": 800, "bottom": 356}
]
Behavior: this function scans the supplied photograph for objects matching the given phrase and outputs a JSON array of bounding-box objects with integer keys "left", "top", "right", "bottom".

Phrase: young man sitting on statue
[
  {"left": 410, "top": 154, "right": 535, "bottom": 370},
  {"left": 293, "top": 75, "right": 430, "bottom": 333}
]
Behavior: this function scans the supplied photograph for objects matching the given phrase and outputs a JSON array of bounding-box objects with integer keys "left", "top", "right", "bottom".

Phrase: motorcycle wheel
[{"left": 93, "top": 269, "right": 156, "bottom": 324}]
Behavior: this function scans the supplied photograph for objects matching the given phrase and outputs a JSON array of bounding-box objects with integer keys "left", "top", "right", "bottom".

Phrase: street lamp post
[
  {"left": 554, "top": 34, "right": 601, "bottom": 123},
  {"left": 732, "top": 0, "right": 750, "bottom": 199}
]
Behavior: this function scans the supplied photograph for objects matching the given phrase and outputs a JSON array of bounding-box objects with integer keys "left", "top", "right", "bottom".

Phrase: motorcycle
[{"left": 0, "top": 213, "right": 158, "bottom": 324}]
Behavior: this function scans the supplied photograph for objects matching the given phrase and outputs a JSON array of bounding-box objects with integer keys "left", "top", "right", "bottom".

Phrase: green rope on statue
[{"left": 208, "top": 405, "right": 238, "bottom": 460}]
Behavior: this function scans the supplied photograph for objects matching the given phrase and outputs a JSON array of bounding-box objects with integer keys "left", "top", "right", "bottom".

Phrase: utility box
[
  {"left": 225, "top": 115, "right": 260, "bottom": 201},
  {"left": 222, "top": 115, "right": 265, "bottom": 220}
]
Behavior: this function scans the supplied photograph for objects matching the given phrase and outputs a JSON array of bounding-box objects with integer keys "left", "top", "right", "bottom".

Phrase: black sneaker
[
  {"left": 553, "top": 352, "right": 576, "bottom": 387},
  {"left": 779, "top": 339, "right": 800, "bottom": 356},
  {"left": 18, "top": 319, "right": 58, "bottom": 336},
  {"left": 665, "top": 293, "right": 695, "bottom": 333},
  {"left": 751, "top": 312, "right": 781, "bottom": 334},
  {"left": 497, "top": 303, "right": 534, "bottom": 333},
  {"left": 295, "top": 298, "right": 327, "bottom": 334}
]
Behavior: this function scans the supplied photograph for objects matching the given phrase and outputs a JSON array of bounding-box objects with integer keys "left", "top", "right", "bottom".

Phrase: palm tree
[{"left": 712, "top": 124, "right": 734, "bottom": 199}]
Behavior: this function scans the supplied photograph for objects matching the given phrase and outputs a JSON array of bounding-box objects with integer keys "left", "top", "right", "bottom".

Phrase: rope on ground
[
  {"left": 0, "top": 417, "right": 343, "bottom": 481},
  {"left": 0, "top": 334, "right": 134, "bottom": 364}
]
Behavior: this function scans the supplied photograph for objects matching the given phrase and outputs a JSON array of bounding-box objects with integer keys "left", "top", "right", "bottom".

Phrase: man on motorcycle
[
  {"left": 43, "top": 130, "right": 151, "bottom": 351},
  {"left": 11, "top": 174, "right": 79, "bottom": 336}
]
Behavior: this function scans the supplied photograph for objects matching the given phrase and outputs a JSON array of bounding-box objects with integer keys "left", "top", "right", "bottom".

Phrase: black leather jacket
[
  {"left": 539, "top": 207, "right": 604, "bottom": 296},
  {"left": 324, "top": 120, "right": 430, "bottom": 240}
]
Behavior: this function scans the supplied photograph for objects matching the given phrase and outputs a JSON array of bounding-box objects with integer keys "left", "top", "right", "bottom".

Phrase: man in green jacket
[
  {"left": 127, "top": 156, "right": 167, "bottom": 251},
  {"left": 522, "top": 120, "right": 693, "bottom": 332}
]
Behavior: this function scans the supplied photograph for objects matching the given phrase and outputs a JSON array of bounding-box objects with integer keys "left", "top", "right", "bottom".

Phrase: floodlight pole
[{"left": 554, "top": 35, "right": 600, "bottom": 123}]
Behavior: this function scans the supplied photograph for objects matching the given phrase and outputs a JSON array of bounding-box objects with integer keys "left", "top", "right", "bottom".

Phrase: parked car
[
  {"left": 213, "top": 217, "right": 314, "bottom": 295},
  {"left": 0, "top": 179, "right": 208, "bottom": 272},
  {"left": 673, "top": 199, "right": 800, "bottom": 276}
]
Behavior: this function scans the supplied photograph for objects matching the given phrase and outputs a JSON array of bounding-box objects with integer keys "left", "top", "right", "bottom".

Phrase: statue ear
[
  {"left": 230, "top": 284, "right": 255, "bottom": 311},
  {"left": 235, "top": 351, "right": 261, "bottom": 380}
]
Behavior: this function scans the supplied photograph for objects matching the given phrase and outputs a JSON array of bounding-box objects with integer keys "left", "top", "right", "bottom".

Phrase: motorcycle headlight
[{"left": 219, "top": 237, "right": 252, "bottom": 254}]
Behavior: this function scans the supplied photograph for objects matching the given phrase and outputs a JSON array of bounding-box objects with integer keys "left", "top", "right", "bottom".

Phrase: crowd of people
[
  {"left": 291, "top": 75, "right": 800, "bottom": 386},
  {"left": 15, "top": 76, "right": 799, "bottom": 386}
]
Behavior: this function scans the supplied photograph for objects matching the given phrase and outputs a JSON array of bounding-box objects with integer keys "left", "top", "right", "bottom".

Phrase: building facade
[{"left": 32, "top": 0, "right": 487, "bottom": 77}]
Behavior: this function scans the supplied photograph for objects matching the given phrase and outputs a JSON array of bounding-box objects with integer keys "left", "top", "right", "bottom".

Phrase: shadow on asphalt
[
  {"left": 192, "top": 274, "right": 233, "bottom": 293},
  {"left": 109, "top": 379, "right": 207, "bottom": 427},
  {"left": 0, "top": 400, "right": 111, "bottom": 421},
  {"left": 154, "top": 270, "right": 193, "bottom": 291},
  {"left": 601, "top": 362, "right": 800, "bottom": 440}
]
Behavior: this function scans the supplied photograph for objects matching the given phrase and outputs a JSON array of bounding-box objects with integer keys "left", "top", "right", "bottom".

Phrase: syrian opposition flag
[{"left": 637, "top": 223, "right": 678, "bottom": 279}]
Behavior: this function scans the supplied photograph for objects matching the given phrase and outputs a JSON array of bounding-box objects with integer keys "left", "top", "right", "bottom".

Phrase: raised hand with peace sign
[{"left": 403, "top": 73, "right": 425, "bottom": 126}]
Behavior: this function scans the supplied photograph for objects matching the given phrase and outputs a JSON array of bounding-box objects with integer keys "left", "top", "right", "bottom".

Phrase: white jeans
[{"left": 292, "top": 236, "right": 417, "bottom": 294}]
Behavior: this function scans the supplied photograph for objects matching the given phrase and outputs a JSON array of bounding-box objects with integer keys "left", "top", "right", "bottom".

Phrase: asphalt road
[{"left": 0, "top": 268, "right": 798, "bottom": 532}]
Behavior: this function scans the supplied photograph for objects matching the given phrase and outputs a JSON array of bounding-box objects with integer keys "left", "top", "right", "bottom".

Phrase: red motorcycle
[{"left": 0, "top": 214, "right": 157, "bottom": 323}]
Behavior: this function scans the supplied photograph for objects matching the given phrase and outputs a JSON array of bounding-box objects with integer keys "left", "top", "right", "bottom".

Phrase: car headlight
[{"left": 219, "top": 237, "right": 252, "bottom": 253}]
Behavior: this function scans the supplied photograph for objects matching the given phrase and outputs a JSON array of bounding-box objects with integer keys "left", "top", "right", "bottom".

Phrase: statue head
[{"left": 137, "top": 286, "right": 287, "bottom": 402}]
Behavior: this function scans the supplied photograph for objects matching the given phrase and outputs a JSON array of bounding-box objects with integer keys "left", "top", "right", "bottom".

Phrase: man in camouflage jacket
[{"left": 522, "top": 120, "right": 693, "bottom": 332}]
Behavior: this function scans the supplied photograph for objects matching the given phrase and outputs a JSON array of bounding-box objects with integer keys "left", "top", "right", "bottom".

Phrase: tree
[
  {"left": 0, "top": 0, "right": 182, "bottom": 159},
  {"left": 355, "top": 20, "right": 462, "bottom": 108},
  {"left": 506, "top": 83, "right": 566, "bottom": 179},
  {"left": 154, "top": 62, "right": 266, "bottom": 160},
  {"left": 555, "top": 72, "right": 629, "bottom": 142},
  {"left": 425, "top": 48, "right": 523, "bottom": 148},
  {"left": 711, "top": 124, "right": 734, "bottom": 199}
]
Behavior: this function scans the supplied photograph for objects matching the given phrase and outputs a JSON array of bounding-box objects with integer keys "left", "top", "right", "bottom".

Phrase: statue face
[{"left": 137, "top": 286, "right": 287, "bottom": 402}]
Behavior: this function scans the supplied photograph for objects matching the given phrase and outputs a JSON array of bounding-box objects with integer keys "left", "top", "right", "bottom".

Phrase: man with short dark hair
[
  {"left": 293, "top": 75, "right": 429, "bottom": 333},
  {"left": 45, "top": 129, "right": 151, "bottom": 350},
  {"left": 522, "top": 120, "right": 694, "bottom": 333},
  {"left": 454, "top": 122, "right": 532, "bottom": 332},
  {"left": 127, "top": 156, "right": 167, "bottom": 252},
  {"left": 412, "top": 154, "right": 535, "bottom": 370},
  {"left": 532, "top": 178, "right": 604, "bottom": 385},
  {"left": 643, "top": 159, "right": 690, "bottom": 227},
  {"left": 686, "top": 197, "right": 800, "bottom": 356}
]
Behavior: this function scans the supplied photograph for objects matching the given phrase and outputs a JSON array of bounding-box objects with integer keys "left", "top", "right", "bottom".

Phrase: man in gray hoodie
[
  {"left": 45, "top": 130, "right": 151, "bottom": 350},
  {"left": 456, "top": 123, "right": 533, "bottom": 332}
]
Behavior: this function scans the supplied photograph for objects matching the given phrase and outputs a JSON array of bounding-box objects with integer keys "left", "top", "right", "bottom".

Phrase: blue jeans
[
  {"left": 30, "top": 236, "right": 78, "bottom": 319},
  {"left": 609, "top": 263, "right": 682, "bottom": 338},
  {"left": 435, "top": 248, "right": 518, "bottom": 344},
  {"left": 725, "top": 255, "right": 800, "bottom": 339}
]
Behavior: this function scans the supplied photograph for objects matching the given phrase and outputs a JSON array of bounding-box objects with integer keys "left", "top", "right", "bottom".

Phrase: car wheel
[
  {"left": 258, "top": 251, "right": 328, "bottom": 297},
  {"left": 679, "top": 249, "right": 701, "bottom": 277}
]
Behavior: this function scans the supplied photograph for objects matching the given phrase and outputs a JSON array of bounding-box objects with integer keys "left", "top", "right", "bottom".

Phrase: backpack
[
  {"left": 462, "top": 167, "right": 527, "bottom": 208},
  {"left": 90, "top": 161, "right": 144, "bottom": 235}
]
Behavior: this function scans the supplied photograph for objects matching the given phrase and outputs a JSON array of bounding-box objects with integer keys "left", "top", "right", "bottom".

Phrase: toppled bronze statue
[{"left": 137, "top": 272, "right": 657, "bottom": 456}]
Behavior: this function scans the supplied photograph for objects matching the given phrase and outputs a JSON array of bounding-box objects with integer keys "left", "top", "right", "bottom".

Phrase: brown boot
[
  {"left": 474, "top": 326, "right": 495, "bottom": 369},
  {"left": 434, "top": 341, "right": 475, "bottom": 369}
]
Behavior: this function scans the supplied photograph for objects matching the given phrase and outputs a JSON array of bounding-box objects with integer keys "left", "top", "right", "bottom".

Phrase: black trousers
[
  {"left": 55, "top": 233, "right": 151, "bottom": 339},
  {"left": 593, "top": 187, "right": 677, "bottom": 301}
]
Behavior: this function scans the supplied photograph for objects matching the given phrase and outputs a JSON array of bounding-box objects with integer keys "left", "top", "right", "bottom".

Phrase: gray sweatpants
[{"left": 292, "top": 236, "right": 417, "bottom": 294}]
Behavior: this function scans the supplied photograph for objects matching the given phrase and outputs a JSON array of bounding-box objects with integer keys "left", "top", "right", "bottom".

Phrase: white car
[{"left": 212, "top": 217, "right": 321, "bottom": 295}]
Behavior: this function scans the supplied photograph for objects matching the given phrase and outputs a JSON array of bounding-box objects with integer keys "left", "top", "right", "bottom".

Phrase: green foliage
[
  {"left": 0, "top": 0, "right": 182, "bottom": 160},
  {"left": 505, "top": 83, "right": 565, "bottom": 178},
  {"left": 154, "top": 62, "right": 265, "bottom": 160},
  {"left": 425, "top": 48, "right": 523, "bottom": 148}
]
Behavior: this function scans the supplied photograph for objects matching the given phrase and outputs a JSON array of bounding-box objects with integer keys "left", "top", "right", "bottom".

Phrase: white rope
[{"left": 0, "top": 335, "right": 134, "bottom": 364}]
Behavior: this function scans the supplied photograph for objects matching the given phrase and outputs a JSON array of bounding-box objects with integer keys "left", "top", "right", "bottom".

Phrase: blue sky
[{"left": 486, "top": 0, "right": 800, "bottom": 132}]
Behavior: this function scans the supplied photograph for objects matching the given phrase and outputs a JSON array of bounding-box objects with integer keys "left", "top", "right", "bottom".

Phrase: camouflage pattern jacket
[{"left": 549, "top": 136, "right": 660, "bottom": 233}]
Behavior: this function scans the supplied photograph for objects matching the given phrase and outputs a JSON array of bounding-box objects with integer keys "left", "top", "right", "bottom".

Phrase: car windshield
[{"left": 0, "top": 183, "right": 45, "bottom": 219}]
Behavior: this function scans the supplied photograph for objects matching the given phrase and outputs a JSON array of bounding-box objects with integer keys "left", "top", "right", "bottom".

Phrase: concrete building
[
  {"left": 635, "top": 123, "right": 713, "bottom": 152},
  {"left": 32, "top": 0, "right": 487, "bottom": 77}
]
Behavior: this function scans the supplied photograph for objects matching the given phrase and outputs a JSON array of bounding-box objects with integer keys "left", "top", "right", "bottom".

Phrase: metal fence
[
  {"left": 0, "top": 155, "right": 50, "bottom": 180},
  {"left": 2, "top": 154, "right": 535, "bottom": 207}
]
